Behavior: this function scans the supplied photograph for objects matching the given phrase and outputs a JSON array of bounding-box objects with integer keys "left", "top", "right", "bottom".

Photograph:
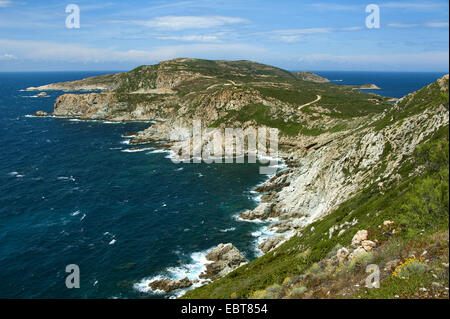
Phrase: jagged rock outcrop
[
  {"left": 239, "top": 203, "right": 275, "bottom": 221},
  {"left": 33, "top": 110, "right": 49, "bottom": 117},
  {"left": 199, "top": 243, "right": 247, "bottom": 281},
  {"left": 148, "top": 277, "right": 192, "bottom": 292},
  {"left": 258, "top": 236, "right": 286, "bottom": 253}
]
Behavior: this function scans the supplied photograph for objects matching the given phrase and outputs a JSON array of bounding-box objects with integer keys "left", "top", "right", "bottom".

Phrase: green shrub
[
  {"left": 288, "top": 286, "right": 307, "bottom": 297},
  {"left": 398, "top": 262, "right": 430, "bottom": 279}
]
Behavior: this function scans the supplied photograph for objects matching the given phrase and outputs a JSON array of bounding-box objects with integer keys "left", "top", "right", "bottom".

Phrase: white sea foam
[
  {"left": 22, "top": 95, "right": 49, "bottom": 98},
  {"left": 67, "top": 118, "right": 125, "bottom": 124},
  {"left": 109, "top": 239, "right": 116, "bottom": 245},
  {"left": 147, "top": 149, "right": 169, "bottom": 154},
  {"left": 121, "top": 147, "right": 153, "bottom": 153},
  {"left": 233, "top": 213, "right": 272, "bottom": 224},
  {"left": 71, "top": 210, "right": 81, "bottom": 216},
  {"left": 133, "top": 248, "right": 214, "bottom": 297},
  {"left": 120, "top": 139, "right": 130, "bottom": 145},
  {"left": 251, "top": 225, "right": 290, "bottom": 256},
  {"left": 7, "top": 171, "right": 18, "bottom": 176},
  {"left": 248, "top": 190, "right": 262, "bottom": 203},
  {"left": 57, "top": 176, "right": 76, "bottom": 182},
  {"left": 219, "top": 227, "right": 236, "bottom": 233}
]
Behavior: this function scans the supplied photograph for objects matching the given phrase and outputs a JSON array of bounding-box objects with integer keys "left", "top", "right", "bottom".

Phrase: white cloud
[
  {"left": 387, "top": 23, "right": 420, "bottom": 28},
  {"left": 267, "top": 26, "right": 362, "bottom": 43},
  {"left": 0, "top": 53, "right": 17, "bottom": 60},
  {"left": 133, "top": 16, "right": 248, "bottom": 30},
  {"left": 0, "top": 39, "right": 267, "bottom": 64},
  {"left": 274, "top": 35, "right": 304, "bottom": 43},
  {"left": 382, "top": 2, "right": 445, "bottom": 10},
  {"left": 310, "top": 3, "right": 361, "bottom": 11},
  {"left": 425, "top": 21, "right": 449, "bottom": 28},
  {"left": 340, "top": 26, "right": 364, "bottom": 31},
  {"left": 387, "top": 21, "right": 449, "bottom": 28},
  {"left": 270, "top": 28, "right": 332, "bottom": 36},
  {"left": 298, "top": 51, "right": 449, "bottom": 70},
  {"left": 0, "top": 0, "right": 12, "bottom": 7},
  {"left": 157, "top": 35, "right": 221, "bottom": 42},
  {"left": 309, "top": 2, "right": 446, "bottom": 11}
]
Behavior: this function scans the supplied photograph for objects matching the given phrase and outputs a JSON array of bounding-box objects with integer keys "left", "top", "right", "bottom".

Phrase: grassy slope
[{"left": 182, "top": 79, "right": 449, "bottom": 299}]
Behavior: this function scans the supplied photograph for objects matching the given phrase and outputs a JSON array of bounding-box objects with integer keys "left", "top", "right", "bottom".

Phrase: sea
[{"left": 0, "top": 70, "right": 446, "bottom": 298}]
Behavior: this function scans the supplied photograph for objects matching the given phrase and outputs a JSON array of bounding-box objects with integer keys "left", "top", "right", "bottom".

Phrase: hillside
[{"left": 31, "top": 58, "right": 392, "bottom": 141}]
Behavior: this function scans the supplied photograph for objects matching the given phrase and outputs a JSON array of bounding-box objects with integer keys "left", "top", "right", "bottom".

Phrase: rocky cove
[{"left": 26, "top": 59, "right": 449, "bottom": 297}]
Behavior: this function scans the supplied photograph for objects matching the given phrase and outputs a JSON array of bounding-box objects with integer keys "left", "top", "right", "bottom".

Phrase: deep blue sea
[
  {"left": 0, "top": 71, "right": 446, "bottom": 298},
  {"left": 313, "top": 71, "right": 448, "bottom": 98}
]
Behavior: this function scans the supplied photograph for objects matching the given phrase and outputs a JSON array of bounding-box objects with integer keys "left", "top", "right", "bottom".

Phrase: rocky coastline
[{"left": 26, "top": 59, "right": 449, "bottom": 296}]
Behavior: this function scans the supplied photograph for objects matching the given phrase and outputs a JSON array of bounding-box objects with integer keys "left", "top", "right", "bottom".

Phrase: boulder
[
  {"left": 200, "top": 243, "right": 247, "bottom": 281},
  {"left": 336, "top": 247, "right": 349, "bottom": 264},
  {"left": 349, "top": 247, "right": 367, "bottom": 260},
  {"left": 148, "top": 277, "right": 192, "bottom": 292},
  {"left": 33, "top": 110, "right": 49, "bottom": 117},
  {"left": 351, "top": 230, "right": 368, "bottom": 247},
  {"left": 383, "top": 220, "right": 394, "bottom": 227},
  {"left": 238, "top": 203, "right": 273, "bottom": 221},
  {"left": 361, "top": 240, "right": 376, "bottom": 251},
  {"left": 258, "top": 236, "right": 286, "bottom": 253}
]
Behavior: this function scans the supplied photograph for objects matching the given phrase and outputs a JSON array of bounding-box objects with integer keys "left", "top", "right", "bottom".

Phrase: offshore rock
[
  {"left": 148, "top": 277, "right": 192, "bottom": 292},
  {"left": 199, "top": 243, "right": 247, "bottom": 281}
]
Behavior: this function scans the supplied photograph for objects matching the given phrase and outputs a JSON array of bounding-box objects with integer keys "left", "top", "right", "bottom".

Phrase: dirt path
[{"left": 298, "top": 95, "right": 321, "bottom": 110}]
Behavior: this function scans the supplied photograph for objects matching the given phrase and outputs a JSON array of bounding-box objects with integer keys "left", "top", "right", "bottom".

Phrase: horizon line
[{"left": 0, "top": 69, "right": 448, "bottom": 73}]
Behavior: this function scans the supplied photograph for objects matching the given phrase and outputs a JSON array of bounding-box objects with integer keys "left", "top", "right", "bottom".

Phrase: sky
[{"left": 0, "top": 0, "right": 448, "bottom": 71}]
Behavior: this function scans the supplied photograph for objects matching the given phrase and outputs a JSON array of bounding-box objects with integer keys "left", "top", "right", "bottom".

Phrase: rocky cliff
[
  {"left": 242, "top": 75, "right": 448, "bottom": 236},
  {"left": 183, "top": 74, "right": 449, "bottom": 299}
]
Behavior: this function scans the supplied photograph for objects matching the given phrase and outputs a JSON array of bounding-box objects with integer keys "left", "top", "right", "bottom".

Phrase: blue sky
[{"left": 0, "top": 0, "right": 448, "bottom": 71}]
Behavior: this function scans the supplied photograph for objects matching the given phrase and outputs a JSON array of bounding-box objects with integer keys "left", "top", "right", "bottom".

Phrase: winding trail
[{"left": 298, "top": 95, "right": 321, "bottom": 110}]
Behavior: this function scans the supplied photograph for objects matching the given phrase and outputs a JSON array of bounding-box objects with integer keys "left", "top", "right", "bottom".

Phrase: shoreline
[{"left": 119, "top": 130, "right": 290, "bottom": 297}]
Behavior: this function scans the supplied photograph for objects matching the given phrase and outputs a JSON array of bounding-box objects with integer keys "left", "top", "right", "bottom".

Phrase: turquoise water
[{"left": 0, "top": 71, "right": 445, "bottom": 298}]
